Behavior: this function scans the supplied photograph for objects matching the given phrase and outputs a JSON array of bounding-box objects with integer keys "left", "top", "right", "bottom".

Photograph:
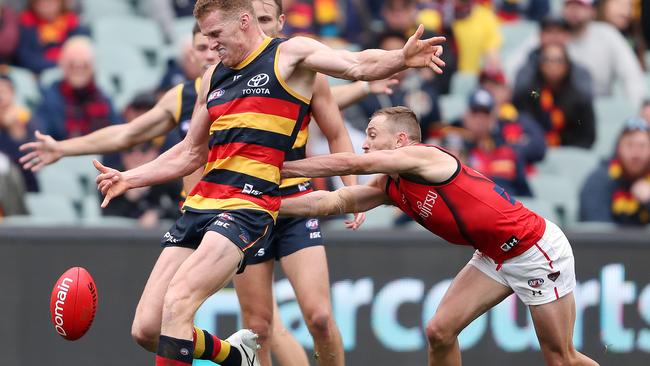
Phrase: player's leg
[
  {"left": 529, "top": 293, "right": 599, "bottom": 366},
  {"left": 280, "top": 245, "right": 343, "bottom": 366},
  {"left": 233, "top": 260, "right": 275, "bottom": 366},
  {"left": 269, "top": 299, "right": 311, "bottom": 366},
  {"left": 156, "top": 230, "right": 244, "bottom": 365},
  {"left": 131, "top": 246, "right": 194, "bottom": 352},
  {"left": 426, "top": 258, "right": 513, "bottom": 366}
]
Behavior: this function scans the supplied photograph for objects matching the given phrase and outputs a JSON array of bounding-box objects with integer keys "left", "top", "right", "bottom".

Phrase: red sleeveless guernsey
[{"left": 385, "top": 145, "right": 546, "bottom": 263}]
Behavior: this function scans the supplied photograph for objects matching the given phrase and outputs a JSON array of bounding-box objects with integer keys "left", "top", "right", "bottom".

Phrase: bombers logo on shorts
[
  {"left": 306, "top": 218, "right": 319, "bottom": 230},
  {"left": 247, "top": 73, "right": 270, "bottom": 87},
  {"left": 548, "top": 271, "right": 561, "bottom": 282},
  {"left": 528, "top": 278, "right": 544, "bottom": 288},
  {"left": 207, "top": 88, "right": 225, "bottom": 102}
]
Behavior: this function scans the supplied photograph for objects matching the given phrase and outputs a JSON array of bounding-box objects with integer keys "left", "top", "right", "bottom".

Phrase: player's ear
[
  {"left": 278, "top": 14, "right": 286, "bottom": 33},
  {"left": 240, "top": 12, "right": 250, "bottom": 30},
  {"left": 395, "top": 132, "right": 409, "bottom": 148}
]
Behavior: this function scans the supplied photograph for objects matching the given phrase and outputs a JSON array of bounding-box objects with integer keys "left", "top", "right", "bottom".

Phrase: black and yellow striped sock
[{"left": 193, "top": 326, "right": 242, "bottom": 365}]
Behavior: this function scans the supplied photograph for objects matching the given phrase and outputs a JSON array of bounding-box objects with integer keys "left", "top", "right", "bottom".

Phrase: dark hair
[
  {"left": 194, "top": 0, "right": 255, "bottom": 20},
  {"left": 371, "top": 106, "right": 422, "bottom": 142},
  {"left": 192, "top": 22, "right": 201, "bottom": 36}
]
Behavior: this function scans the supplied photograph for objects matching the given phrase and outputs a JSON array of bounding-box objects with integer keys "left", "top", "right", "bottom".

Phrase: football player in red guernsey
[{"left": 280, "top": 106, "right": 599, "bottom": 366}]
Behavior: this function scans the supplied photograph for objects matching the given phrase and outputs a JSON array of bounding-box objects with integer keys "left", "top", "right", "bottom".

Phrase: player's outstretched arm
[
  {"left": 19, "top": 85, "right": 182, "bottom": 171},
  {"left": 95, "top": 67, "right": 216, "bottom": 208},
  {"left": 282, "top": 146, "right": 457, "bottom": 183},
  {"left": 286, "top": 24, "right": 445, "bottom": 81},
  {"left": 312, "top": 73, "right": 367, "bottom": 228},
  {"left": 281, "top": 178, "right": 390, "bottom": 217}
]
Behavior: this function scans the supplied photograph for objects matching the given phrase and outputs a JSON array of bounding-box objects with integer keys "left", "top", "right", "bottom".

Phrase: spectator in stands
[
  {"left": 157, "top": 38, "right": 202, "bottom": 92},
  {"left": 35, "top": 36, "right": 120, "bottom": 141},
  {"left": 641, "top": 100, "right": 650, "bottom": 126},
  {"left": 511, "top": 15, "right": 593, "bottom": 98},
  {"left": 0, "top": 2, "right": 19, "bottom": 63},
  {"left": 562, "top": 0, "right": 646, "bottom": 103},
  {"left": 0, "top": 73, "right": 38, "bottom": 192},
  {"left": 451, "top": 0, "right": 502, "bottom": 74},
  {"left": 443, "top": 88, "right": 532, "bottom": 196},
  {"left": 513, "top": 43, "right": 595, "bottom": 149},
  {"left": 344, "top": 30, "right": 441, "bottom": 140},
  {"left": 579, "top": 117, "right": 650, "bottom": 226},
  {"left": 597, "top": 0, "right": 647, "bottom": 70},
  {"left": 0, "top": 151, "right": 27, "bottom": 219},
  {"left": 16, "top": 0, "right": 87, "bottom": 74},
  {"left": 479, "top": 66, "right": 546, "bottom": 164},
  {"left": 281, "top": 0, "right": 340, "bottom": 37},
  {"left": 101, "top": 93, "right": 181, "bottom": 228}
]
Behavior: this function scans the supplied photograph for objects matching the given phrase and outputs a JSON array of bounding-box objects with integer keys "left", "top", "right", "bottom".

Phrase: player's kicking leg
[
  {"left": 281, "top": 245, "right": 344, "bottom": 366},
  {"left": 425, "top": 263, "right": 513, "bottom": 366},
  {"left": 233, "top": 260, "right": 276, "bottom": 366},
  {"left": 156, "top": 230, "right": 257, "bottom": 366}
]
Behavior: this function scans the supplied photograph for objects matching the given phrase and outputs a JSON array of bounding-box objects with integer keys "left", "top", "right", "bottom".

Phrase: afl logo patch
[
  {"left": 247, "top": 73, "right": 270, "bottom": 87},
  {"left": 528, "top": 278, "right": 544, "bottom": 288},
  {"left": 305, "top": 219, "right": 319, "bottom": 230},
  {"left": 207, "top": 88, "right": 225, "bottom": 102}
]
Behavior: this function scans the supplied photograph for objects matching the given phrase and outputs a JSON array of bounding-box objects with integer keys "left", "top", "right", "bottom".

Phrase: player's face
[
  {"left": 252, "top": 0, "right": 285, "bottom": 37},
  {"left": 362, "top": 115, "right": 399, "bottom": 153},
  {"left": 192, "top": 32, "right": 220, "bottom": 70},
  {"left": 617, "top": 130, "right": 650, "bottom": 178},
  {"left": 199, "top": 10, "right": 250, "bottom": 68}
]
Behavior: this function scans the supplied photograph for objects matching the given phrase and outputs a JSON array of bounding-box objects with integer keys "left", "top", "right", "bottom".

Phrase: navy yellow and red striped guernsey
[
  {"left": 183, "top": 37, "right": 311, "bottom": 220},
  {"left": 173, "top": 77, "right": 201, "bottom": 139}
]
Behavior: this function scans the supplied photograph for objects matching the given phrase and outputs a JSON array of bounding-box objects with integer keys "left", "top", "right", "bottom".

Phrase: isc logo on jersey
[{"left": 243, "top": 73, "right": 270, "bottom": 95}]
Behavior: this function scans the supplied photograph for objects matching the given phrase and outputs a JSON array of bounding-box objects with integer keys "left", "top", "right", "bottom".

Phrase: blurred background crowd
[{"left": 0, "top": 0, "right": 649, "bottom": 231}]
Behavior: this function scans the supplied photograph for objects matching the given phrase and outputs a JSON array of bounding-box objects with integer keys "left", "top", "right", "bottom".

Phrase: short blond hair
[
  {"left": 194, "top": 0, "right": 255, "bottom": 20},
  {"left": 371, "top": 106, "right": 422, "bottom": 142}
]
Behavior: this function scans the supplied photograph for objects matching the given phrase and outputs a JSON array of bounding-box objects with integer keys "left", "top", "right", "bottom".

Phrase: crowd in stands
[{"left": 0, "top": 0, "right": 648, "bottom": 229}]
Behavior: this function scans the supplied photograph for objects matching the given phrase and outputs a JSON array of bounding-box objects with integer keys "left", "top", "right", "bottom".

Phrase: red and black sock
[
  {"left": 156, "top": 335, "right": 194, "bottom": 366},
  {"left": 192, "top": 326, "right": 242, "bottom": 365}
]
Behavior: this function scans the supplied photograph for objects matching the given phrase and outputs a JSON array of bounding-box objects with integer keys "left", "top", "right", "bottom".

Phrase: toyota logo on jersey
[{"left": 247, "top": 73, "right": 270, "bottom": 87}]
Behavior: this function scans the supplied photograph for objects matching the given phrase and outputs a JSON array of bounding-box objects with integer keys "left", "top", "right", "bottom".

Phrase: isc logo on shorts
[{"left": 310, "top": 232, "right": 321, "bottom": 239}]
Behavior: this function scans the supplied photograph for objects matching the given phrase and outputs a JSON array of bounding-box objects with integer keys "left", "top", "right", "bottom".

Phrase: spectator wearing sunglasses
[
  {"left": 579, "top": 117, "right": 650, "bottom": 226},
  {"left": 513, "top": 42, "right": 595, "bottom": 149}
]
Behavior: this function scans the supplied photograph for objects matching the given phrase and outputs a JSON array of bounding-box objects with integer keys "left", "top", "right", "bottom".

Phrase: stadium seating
[
  {"left": 499, "top": 21, "right": 538, "bottom": 60},
  {"left": 592, "top": 97, "right": 636, "bottom": 158},
  {"left": 80, "top": 0, "right": 133, "bottom": 24},
  {"left": 439, "top": 94, "right": 466, "bottom": 122},
  {"left": 536, "top": 147, "right": 600, "bottom": 189},
  {"left": 7, "top": 66, "right": 41, "bottom": 108},
  {"left": 450, "top": 72, "right": 477, "bottom": 97},
  {"left": 24, "top": 192, "right": 78, "bottom": 223},
  {"left": 528, "top": 174, "right": 579, "bottom": 227}
]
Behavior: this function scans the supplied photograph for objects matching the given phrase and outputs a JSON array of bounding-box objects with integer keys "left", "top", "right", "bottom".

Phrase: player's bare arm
[
  {"left": 281, "top": 175, "right": 391, "bottom": 217},
  {"left": 282, "top": 146, "right": 458, "bottom": 183},
  {"left": 94, "top": 66, "right": 216, "bottom": 207},
  {"left": 331, "top": 78, "right": 399, "bottom": 110},
  {"left": 282, "top": 24, "right": 444, "bottom": 83},
  {"left": 19, "top": 84, "right": 182, "bottom": 172}
]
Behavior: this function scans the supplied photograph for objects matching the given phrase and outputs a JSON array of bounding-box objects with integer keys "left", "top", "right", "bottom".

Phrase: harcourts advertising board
[{"left": 195, "top": 232, "right": 650, "bottom": 366}]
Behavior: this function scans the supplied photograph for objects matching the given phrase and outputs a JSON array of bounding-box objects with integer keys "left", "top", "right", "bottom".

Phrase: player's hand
[
  {"left": 368, "top": 78, "right": 399, "bottom": 95},
  {"left": 18, "top": 130, "right": 64, "bottom": 172},
  {"left": 403, "top": 24, "right": 446, "bottom": 74},
  {"left": 344, "top": 212, "right": 366, "bottom": 230},
  {"left": 93, "top": 159, "right": 131, "bottom": 208},
  {"left": 631, "top": 180, "right": 650, "bottom": 203}
]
